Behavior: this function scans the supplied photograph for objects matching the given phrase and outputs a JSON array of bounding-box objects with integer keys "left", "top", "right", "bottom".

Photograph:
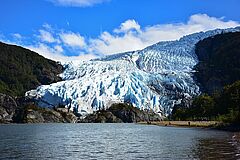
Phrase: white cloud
[
  {"left": 42, "top": 23, "right": 52, "bottom": 30},
  {"left": 48, "top": 0, "right": 110, "bottom": 7},
  {"left": 88, "top": 31, "right": 145, "bottom": 54},
  {"left": 39, "top": 29, "right": 57, "bottom": 43},
  {"left": 188, "top": 14, "right": 238, "bottom": 29},
  {"left": 2, "top": 14, "right": 240, "bottom": 63},
  {"left": 60, "top": 32, "right": 86, "bottom": 48},
  {"left": 54, "top": 45, "right": 64, "bottom": 53},
  {"left": 114, "top": 19, "right": 141, "bottom": 33},
  {"left": 27, "top": 43, "right": 63, "bottom": 61},
  {"left": 27, "top": 43, "right": 97, "bottom": 62},
  {"left": 71, "top": 53, "right": 97, "bottom": 62},
  {"left": 87, "top": 14, "right": 240, "bottom": 55},
  {"left": 12, "top": 33, "right": 22, "bottom": 39},
  {"left": 139, "top": 14, "right": 239, "bottom": 44}
]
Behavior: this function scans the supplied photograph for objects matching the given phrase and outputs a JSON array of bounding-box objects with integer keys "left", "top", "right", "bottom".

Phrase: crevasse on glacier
[{"left": 26, "top": 27, "right": 240, "bottom": 116}]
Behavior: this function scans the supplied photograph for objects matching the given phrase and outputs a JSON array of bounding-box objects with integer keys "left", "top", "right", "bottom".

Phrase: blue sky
[{"left": 0, "top": 0, "right": 240, "bottom": 62}]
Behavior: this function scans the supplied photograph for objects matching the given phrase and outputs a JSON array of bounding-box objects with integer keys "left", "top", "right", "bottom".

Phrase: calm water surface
[{"left": 0, "top": 123, "right": 239, "bottom": 160}]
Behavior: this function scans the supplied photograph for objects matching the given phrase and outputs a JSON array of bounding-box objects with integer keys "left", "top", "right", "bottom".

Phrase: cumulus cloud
[
  {"left": 88, "top": 14, "right": 240, "bottom": 55},
  {"left": 114, "top": 19, "right": 141, "bottom": 33},
  {"left": 42, "top": 23, "right": 52, "bottom": 30},
  {"left": 39, "top": 29, "right": 57, "bottom": 43},
  {"left": 27, "top": 43, "right": 96, "bottom": 62},
  {"left": 48, "top": 0, "right": 110, "bottom": 7},
  {"left": 2, "top": 14, "right": 240, "bottom": 63},
  {"left": 26, "top": 43, "right": 63, "bottom": 61},
  {"left": 60, "top": 32, "right": 86, "bottom": 48},
  {"left": 88, "top": 31, "right": 145, "bottom": 54},
  {"left": 23, "top": 25, "right": 93, "bottom": 62}
]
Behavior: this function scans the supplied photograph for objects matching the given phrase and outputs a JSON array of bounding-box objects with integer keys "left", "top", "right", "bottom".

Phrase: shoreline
[
  {"left": 1, "top": 120, "right": 240, "bottom": 132},
  {"left": 138, "top": 121, "right": 219, "bottom": 128},
  {"left": 138, "top": 121, "right": 240, "bottom": 132}
]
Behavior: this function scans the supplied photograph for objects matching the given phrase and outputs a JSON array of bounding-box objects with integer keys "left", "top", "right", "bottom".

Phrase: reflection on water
[
  {"left": 194, "top": 133, "right": 240, "bottom": 160},
  {"left": 0, "top": 123, "right": 239, "bottom": 160}
]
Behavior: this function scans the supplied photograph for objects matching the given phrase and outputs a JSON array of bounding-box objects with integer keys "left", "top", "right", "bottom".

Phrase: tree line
[{"left": 171, "top": 80, "right": 240, "bottom": 124}]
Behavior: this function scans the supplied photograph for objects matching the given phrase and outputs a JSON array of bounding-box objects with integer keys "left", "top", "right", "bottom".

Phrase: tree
[
  {"left": 217, "top": 81, "right": 240, "bottom": 123},
  {"left": 192, "top": 94, "right": 215, "bottom": 120}
]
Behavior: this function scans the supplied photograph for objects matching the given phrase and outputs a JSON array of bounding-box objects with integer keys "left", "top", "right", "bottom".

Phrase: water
[{"left": 0, "top": 124, "right": 239, "bottom": 160}]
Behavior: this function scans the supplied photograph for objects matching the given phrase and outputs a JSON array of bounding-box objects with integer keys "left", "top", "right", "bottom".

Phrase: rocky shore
[
  {"left": 79, "top": 103, "right": 162, "bottom": 123},
  {"left": 0, "top": 93, "right": 162, "bottom": 123},
  {"left": 0, "top": 93, "right": 78, "bottom": 123}
]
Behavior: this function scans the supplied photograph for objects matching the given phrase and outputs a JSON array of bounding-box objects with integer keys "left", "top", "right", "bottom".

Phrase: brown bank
[
  {"left": 138, "top": 121, "right": 219, "bottom": 128},
  {"left": 138, "top": 121, "right": 240, "bottom": 132}
]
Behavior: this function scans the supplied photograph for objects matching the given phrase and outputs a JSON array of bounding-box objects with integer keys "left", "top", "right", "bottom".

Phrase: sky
[{"left": 0, "top": 0, "right": 240, "bottom": 62}]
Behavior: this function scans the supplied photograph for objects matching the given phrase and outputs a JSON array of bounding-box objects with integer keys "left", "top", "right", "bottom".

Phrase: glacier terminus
[{"left": 26, "top": 27, "right": 240, "bottom": 117}]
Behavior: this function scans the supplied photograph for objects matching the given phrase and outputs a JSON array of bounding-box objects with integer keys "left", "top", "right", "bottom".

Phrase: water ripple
[{"left": 0, "top": 124, "right": 239, "bottom": 160}]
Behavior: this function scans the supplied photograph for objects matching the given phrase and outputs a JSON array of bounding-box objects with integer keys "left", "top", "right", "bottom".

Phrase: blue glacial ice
[{"left": 25, "top": 27, "right": 240, "bottom": 116}]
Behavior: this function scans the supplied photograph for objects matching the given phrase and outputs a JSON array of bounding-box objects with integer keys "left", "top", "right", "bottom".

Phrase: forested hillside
[{"left": 0, "top": 42, "right": 63, "bottom": 96}]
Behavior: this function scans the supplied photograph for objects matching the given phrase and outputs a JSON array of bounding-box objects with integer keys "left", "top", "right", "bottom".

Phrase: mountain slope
[
  {"left": 26, "top": 27, "right": 240, "bottom": 116},
  {"left": 194, "top": 32, "right": 240, "bottom": 94},
  {"left": 0, "top": 42, "right": 63, "bottom": 96}
]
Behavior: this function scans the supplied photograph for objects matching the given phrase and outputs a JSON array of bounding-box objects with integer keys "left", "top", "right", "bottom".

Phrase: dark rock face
[
  {"left": 194, "top": 32, "right": 240, "bottom": 94},
  {"left": 0, "top": 93, "right": 77, "bottom": 123},
  {"left": 0, "top": 96, "right": 160, "bottom": 123},
  {"left": 108, "top": 103, "right": 162, "bottom": 123},
  {"left": 0, "top": 93, "right": 17, "bottom": 123},
  {"left": 15, "top": 104, "right": 78, "bottom": 123},
  {"left": 54, "top": 108, "right": 77, "bottom": 123},
  {"left": 80, "top": 103, "right": 162, "bottom": 123},
  {"left": 80, "top": 110, "right": 122, "bottom": 123},
  {"left": 20, "top": 106, "right": 77, "bottom": 123}
]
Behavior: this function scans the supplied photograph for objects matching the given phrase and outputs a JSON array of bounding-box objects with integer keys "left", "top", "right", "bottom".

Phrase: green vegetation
[
  {"left": 172, "top": 94, "right": 215, "bottom": 121},
  {"left": 171, "top": 32, "right": 240, "bottom": 125},
  {"left": 0, "top": 42, "right": 63, "bottom": 96},
  {"left": 172, "top": 80, "right": 240, "bottom": 124},
  {"left": 216, "top": 81, "right": 240, "bottom": 123}
]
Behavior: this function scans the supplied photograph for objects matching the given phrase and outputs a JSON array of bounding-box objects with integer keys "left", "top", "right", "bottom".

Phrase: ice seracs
[{"left": 26, "top": 27, "right": 240, "bottom": 116}]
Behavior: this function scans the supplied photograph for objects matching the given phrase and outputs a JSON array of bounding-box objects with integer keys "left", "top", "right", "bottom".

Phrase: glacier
[{"left": 26, "top": 27, "right": 240, "bottom": 116}]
